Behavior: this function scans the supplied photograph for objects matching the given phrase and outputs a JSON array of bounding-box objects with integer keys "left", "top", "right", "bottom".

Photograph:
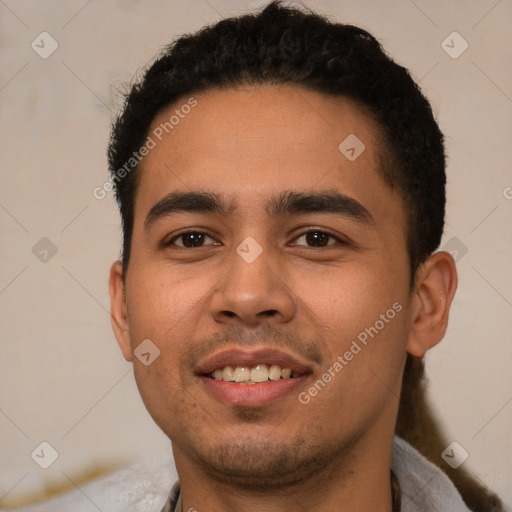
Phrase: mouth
[
  {"left": 196, "top": 348, "right": 313, "bottom": 407},
  {"left": 208, "top": 363, "right": 303, "bottom": 383}
]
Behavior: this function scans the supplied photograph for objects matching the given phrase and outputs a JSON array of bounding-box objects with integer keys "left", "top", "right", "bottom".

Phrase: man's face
[{"left": 115, "top": 85, "right": 414, "bottom": 486}]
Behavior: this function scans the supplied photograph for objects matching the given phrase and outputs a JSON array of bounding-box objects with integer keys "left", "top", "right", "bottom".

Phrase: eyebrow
[{"left": 144, "top": 189, "right": 375, "bottom": 230}]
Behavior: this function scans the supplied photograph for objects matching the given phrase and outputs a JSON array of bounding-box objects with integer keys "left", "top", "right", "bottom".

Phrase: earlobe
[
  {"left": 406, "top": 251, "right": 458, "bottom": 358},
  {"left": 109, "top": 260, "right": 133, "bottom": 362}
]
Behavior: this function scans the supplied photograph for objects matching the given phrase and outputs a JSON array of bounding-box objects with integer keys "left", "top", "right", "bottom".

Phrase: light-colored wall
[{"left": 1, "top": 0, "right": 511, "bottom": 508}]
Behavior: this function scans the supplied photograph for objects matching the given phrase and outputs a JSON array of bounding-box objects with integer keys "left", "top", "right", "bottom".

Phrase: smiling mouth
[{"left": 207, "top": 364, "right": 303, "bottom": 384}]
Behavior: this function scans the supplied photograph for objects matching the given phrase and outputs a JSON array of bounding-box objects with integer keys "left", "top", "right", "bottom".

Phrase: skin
[{"left": 109, "top": 84, "right": 457, "bottom": 512}]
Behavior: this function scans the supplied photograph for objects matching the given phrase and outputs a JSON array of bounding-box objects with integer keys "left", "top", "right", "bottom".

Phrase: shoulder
[
  {"left": 391, "top": 436, "right": 471, "bottom": 512},
  {"left": 5, "top": 452, "right": 177, "bottom": 512}
]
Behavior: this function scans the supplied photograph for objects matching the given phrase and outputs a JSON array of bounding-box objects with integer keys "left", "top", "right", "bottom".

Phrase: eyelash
[{"left": 165, "top": 229, "right": 347, "bottom": 249}]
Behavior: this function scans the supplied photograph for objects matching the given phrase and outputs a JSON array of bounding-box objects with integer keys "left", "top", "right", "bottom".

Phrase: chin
[{"left": 186, "top": 432, "right": 352, "bottom": 491}]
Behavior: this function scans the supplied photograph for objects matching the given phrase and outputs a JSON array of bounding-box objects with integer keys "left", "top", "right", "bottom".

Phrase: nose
[{"left": 209, "top": 239, "right": 296, "bottom": 327}]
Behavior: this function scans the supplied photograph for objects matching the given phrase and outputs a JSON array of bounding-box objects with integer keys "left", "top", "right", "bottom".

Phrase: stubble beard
[{"left": 182, "top": 419, "right": 357, "bottom": 492}]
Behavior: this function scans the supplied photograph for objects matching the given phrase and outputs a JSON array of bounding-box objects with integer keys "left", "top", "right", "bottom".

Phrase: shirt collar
[{"left": 160, "top": 480, "right": 181, "bottom": 512}]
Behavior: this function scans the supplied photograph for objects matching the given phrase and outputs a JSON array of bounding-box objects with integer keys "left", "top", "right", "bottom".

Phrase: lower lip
[{"left": 199, "top": 375, "right": 307, "bottom": 407}]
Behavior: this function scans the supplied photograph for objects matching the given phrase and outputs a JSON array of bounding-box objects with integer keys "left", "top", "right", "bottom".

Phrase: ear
[
  {"left": 109, "top": 260, "right": 133, "bottom": 361},
  {"left": 406, "top": 251, "right": 458, "bottom": 358}
]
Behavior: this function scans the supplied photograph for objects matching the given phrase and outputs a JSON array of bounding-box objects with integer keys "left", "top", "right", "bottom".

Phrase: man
[
  {"left": 10, "top": 1, "right": 503, "bottom": 511},
  {"left": 107, "top": 1, "right": 504, "bottom": 510}
]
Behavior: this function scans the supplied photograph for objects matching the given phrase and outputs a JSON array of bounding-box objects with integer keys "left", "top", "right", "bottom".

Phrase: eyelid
[
  {"left": 164, "top": 227, "right": 349, "bottom": 248},
  {"left": 164, "top": 229, "right": 218, "bottom": 247},
  {"left": 290, "top": 228, "right": 348, "bottom": 247}
]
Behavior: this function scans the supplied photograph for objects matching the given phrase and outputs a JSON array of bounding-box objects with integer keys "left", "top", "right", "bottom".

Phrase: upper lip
[{"left": 195, "top": 347, "right": 314, "bottom": 375}]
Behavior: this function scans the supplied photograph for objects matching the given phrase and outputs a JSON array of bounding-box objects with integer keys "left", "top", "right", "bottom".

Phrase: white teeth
[
  {"left": 222, "top": 365, "right": 234, "bottom": 382},
  {"left": 233, "top": 366, "right": 250, "bottom": 382},
  {"left": 250, "top": 364, "right": 269, "bottom": 382},
  {"left": 211, "top": 364, "right": 299, "bottom": 382},
  {"left": 281, "top": 368, "right": 292, "bottom": 379},
  {"left": 268, "top": 364, "right": 282, "bottom": 380}
]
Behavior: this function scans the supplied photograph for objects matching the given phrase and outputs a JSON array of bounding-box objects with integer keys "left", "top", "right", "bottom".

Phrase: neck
[{"left": 172, "top": 430, "right": 395, "bottom": 512}]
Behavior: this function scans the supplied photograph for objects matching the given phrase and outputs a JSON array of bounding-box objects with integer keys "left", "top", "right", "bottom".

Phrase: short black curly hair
[{"left": 107, "top": 0, "right": 446, "bottom": 285}]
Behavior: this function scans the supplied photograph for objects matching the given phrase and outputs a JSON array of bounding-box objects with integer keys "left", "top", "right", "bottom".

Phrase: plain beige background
[{"left": 1, "top": 0, "right": 511, "bottom": 508}]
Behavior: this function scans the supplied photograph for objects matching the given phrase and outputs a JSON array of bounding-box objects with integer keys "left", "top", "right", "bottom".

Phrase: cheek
[
  {"left": 295, "top": 264, "right": 408, "bottom": 405},
  {"left": 295, "top": 261, "right": 404, "bottom": 341},
  {"left": 298, "top": 309, "right": 408, "bottom": 438},
  {"left": 124, "top": 272, "right": 207, "bottom": 413},
  {"left": 125, "top": 268, "right": 212, "bottom": 350},
  {"left": 132, "top": 363, "right": 195, "bottom": 439}
]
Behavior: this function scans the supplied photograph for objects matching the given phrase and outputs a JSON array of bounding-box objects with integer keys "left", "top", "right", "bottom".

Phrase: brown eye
[
  {"left": 293, "top": 230, "right": 342, "bottom": 247},
  {"left": 167, "top": 231, "right": 216, "bottom": 248}
]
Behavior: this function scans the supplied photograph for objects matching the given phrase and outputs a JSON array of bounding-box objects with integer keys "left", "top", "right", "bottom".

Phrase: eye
[
  {"left": 164, "top": 229, "right": 346, "bottom": 249},
  {"left": 292, "top": 229, "right": 344, "bottom": 248},
  {"left": 166, "top": 230, "right": 218, "bottom": 248}
]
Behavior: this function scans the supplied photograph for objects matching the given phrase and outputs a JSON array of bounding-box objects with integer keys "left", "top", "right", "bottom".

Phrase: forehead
[{"left": 134, "top": 85, "right": 403, "bottom": 229}]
